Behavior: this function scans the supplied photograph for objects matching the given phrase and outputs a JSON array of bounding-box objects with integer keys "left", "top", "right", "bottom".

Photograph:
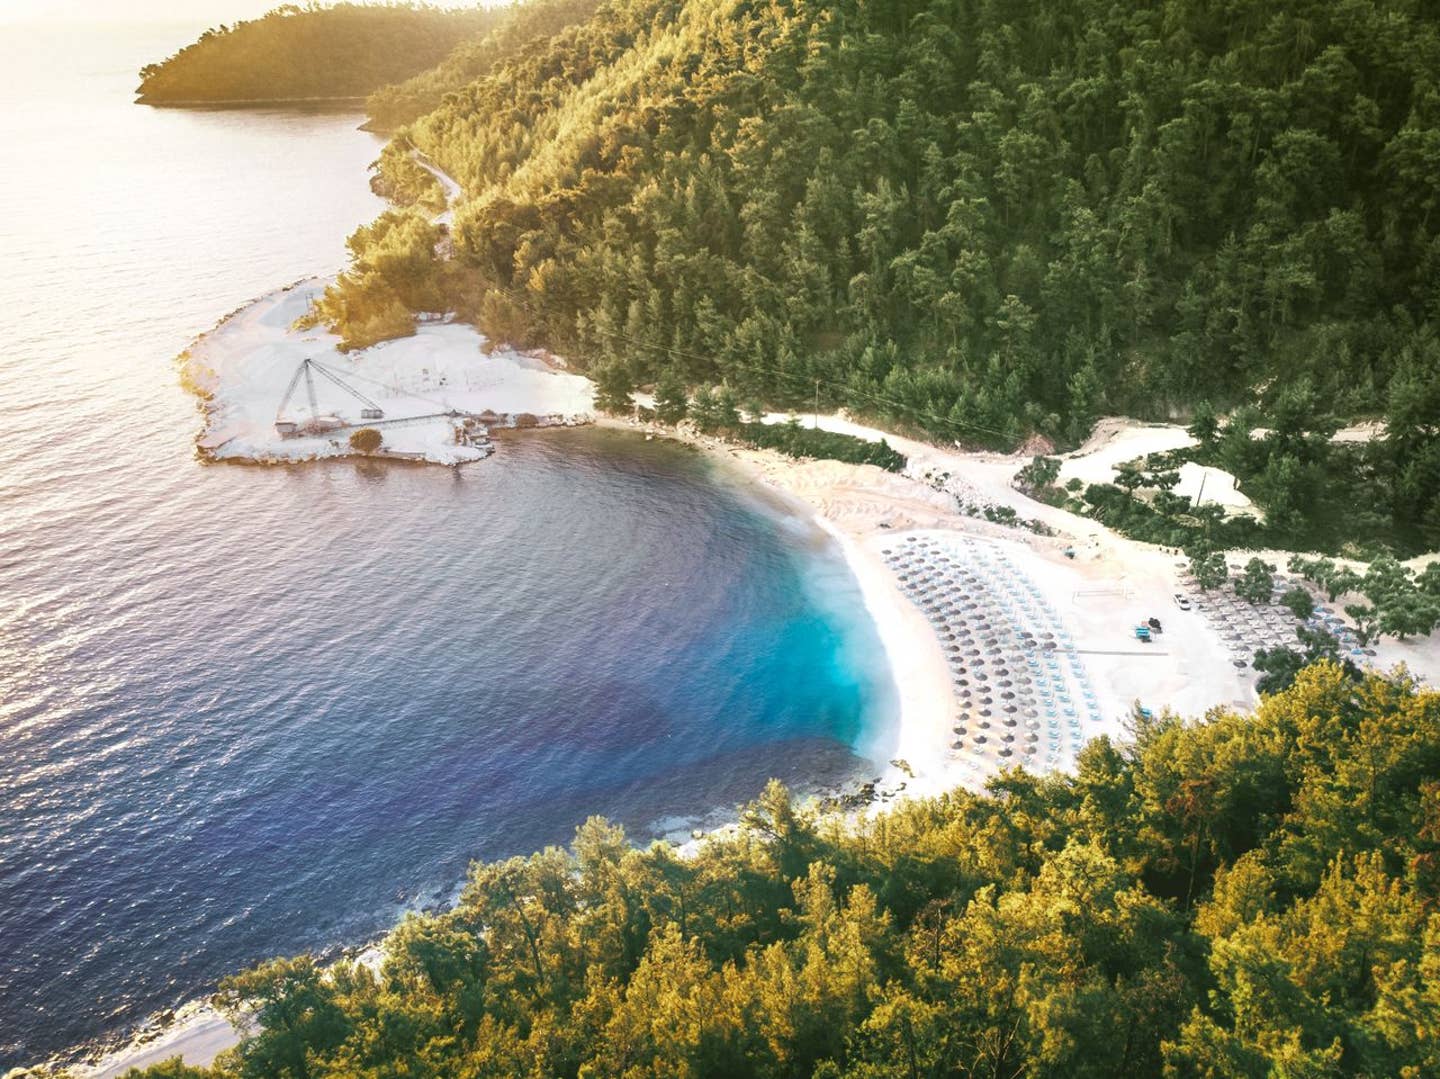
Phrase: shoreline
[
  {"left": 63, "top": 939, "right": 385, "bottom": 1079},
  {"left": 54, "top": 408, "right": 1438, "bottom": 1076},
  {"left": 54, "top": 422, "right": 947, "bottom": 1079},
  {"left": 137, "top": 96, "right": 369, "bottom": 108},
  {"left": 814, "top": 518, "right": 955, "bottom": 797},
  {"left": 78, "top": 220, "right": 1435, "bottom": 1074},
  {"left": 646, "top": 424, "right": 957, "bottom": 796}
]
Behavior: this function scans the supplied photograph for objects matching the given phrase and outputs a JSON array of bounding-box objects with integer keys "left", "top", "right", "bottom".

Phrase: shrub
[
  {"left": 349, "top": 428, "right": 383, "bottom": 453},
  {"left": 738, "top": 422, "right": 905, "bottom": 471}
]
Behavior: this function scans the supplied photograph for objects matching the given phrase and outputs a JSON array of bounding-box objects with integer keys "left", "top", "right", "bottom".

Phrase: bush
[
  {"left": 349, "top": 428, "right": 383, "bottom": 453},
  {"left": 738, "top": 421, "right": 905, "bottom": 471}
]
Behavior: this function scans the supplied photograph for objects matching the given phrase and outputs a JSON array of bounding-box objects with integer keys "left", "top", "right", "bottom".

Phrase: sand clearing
[
  {"left": 1056, "top": 418, "right": 1254, "bottom": 511},
  {"left": 181, "top": 279, "right": 595, "bottom": 465}
]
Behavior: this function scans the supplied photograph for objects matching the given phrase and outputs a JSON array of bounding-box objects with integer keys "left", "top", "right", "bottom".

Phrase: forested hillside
[
  {"left": 324, "top": 0, "right": 1440, "bottom": 547},
  {"left": 116, "top": 663, "right": 1440, "bottom": 1077},
  {"left": 136, "top": 3, "right": 501, "bottom": 104},
  {"left": 364, "top": 0, "right": 604, "bottom": 131},
  {"left": 413, "top": 0, "right": 1440, "bottom": 430}
]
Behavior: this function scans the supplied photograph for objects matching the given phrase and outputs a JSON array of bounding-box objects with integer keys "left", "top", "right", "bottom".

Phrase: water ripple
[{"left": 0, "top": 21, "right": 897, "bottom": 1069}]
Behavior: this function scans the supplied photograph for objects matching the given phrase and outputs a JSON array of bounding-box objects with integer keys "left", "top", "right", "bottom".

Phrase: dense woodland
[
  {"left": 135, "top": 4, "right": 500, "bottom": 104},
  {"left": 93, "top": 664, "right": 1438, "bottom": 1078},
  {"left": 313, "top": 0, "right": 1440, "bottom": 551},
  {"left": 364, "top": 0, "right": 604, "bottom": 130}
]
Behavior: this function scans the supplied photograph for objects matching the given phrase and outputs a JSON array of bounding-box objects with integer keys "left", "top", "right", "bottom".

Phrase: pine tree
[{"left": 654, "top": 371, "right": 689, "bottom": 425}]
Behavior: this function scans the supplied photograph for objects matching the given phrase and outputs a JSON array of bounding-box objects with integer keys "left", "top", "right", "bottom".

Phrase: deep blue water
[{"left": 0, "top": 21, "right": 896, "bottom": 1068}]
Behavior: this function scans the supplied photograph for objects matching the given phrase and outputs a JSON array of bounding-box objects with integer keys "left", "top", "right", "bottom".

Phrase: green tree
[
  {"left": 1345, "top": 603, "right": 1379, "bottom": 646},
  {"left": 653, "top": 371, "right": 688, "bottom": 425},
  {"left": 1377, "top": 592, "right": 1440, "bottom": 641},
  {"left": 592, "top": 361, "right": 635, "bottom": 415},
  {"left": 689, "top": 385, "right": 721, "bottom": 432},
  {"left": 1188, "top": 545, "right": 1229, "bottom": 591},
  {"left": 1235, "top": 558, "right": 1274, "bottom": 605},
  {"left": 713, "top": 385, "right": 742, "bottom": 430},
  {"left": 217, "top": 956, "right": 349, "bottom": 1078},
  {"left": 1187, "top": 401, "right": 1220, "bottom": 447},
  {"left": 1279, "top": 585, "right": 1315, "bottom": 620},
  {"left": 1016, "top": 455, "right": 1061, "bottom": 493},
  {"left": 1115, "top": 463, "right": 1145, "bottom": 494},
  {"left": 1326, "top": 566, "right": 1363, "bottom": 602}
]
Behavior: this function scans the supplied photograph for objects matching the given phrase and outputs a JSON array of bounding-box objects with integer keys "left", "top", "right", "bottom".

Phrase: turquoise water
[{"left": 0, "top": 20, "right": 897, "bottom": 1067}]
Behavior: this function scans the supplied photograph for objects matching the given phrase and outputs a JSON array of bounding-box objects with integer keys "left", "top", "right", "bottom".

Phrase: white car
[{"left": 1173, "top": 593, "right": 1193, "bottom": 610}]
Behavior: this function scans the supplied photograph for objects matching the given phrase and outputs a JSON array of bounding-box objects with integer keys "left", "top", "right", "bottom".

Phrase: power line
[
  {"left": 580, "top": 321, "right": 1016, "bottom": 442},
  {"left": 330, "top": 254, "right": 1020, "bottom": 443}
]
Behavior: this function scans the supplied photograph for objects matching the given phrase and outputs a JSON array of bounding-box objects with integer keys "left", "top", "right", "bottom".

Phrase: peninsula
[{"left": 135, "top": 3, "right": 500, "bottom": 106}]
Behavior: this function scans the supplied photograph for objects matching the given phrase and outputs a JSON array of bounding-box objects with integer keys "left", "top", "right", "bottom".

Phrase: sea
[{"left": 0, "top": 19, "right": 897, "bottom": 1068}]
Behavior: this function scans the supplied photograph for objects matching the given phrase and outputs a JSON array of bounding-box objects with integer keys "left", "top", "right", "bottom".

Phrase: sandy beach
[
  {"left": 83, "top": 1006, "right": 240, "bottom": 1079},
  {"left": 678, "top": 425, "right": 1252, "bottom": 795}
]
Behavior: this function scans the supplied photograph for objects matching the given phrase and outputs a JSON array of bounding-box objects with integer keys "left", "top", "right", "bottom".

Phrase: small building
[{"left": 303, "top": 415, "right": 346, "bottom": 435}]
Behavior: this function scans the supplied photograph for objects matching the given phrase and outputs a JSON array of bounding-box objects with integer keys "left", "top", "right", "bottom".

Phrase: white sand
[
  {"left": 84, "top": 1006, "right": 242, "bottom": 1079},
  {"left": 180, "top": 279, "right": 595, "bottom": 465},
  {"left": 179, "top": 149, "right": 595, "bottom": 466},
  {"left": 1173, "top": 461, "right": 1254, "bottom": 510},
  {"left": 1054, "top": 418, "right": 1254, "bottom": 512},
  {"left": 815, "top": 519, "right": 956, "bottom": 793},
  {"left": 1058, "top": 418, "right": 1196, "bottom": 486}
]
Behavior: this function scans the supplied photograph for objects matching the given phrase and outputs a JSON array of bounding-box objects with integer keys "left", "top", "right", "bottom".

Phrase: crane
[{"left": 274, "top": 358, "right": 384, "bottom": 436}]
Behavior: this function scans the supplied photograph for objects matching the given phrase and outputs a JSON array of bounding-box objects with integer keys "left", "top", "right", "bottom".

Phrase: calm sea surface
[{"left": 0, "top": 22, "right": 897, "bottom": 1067}]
